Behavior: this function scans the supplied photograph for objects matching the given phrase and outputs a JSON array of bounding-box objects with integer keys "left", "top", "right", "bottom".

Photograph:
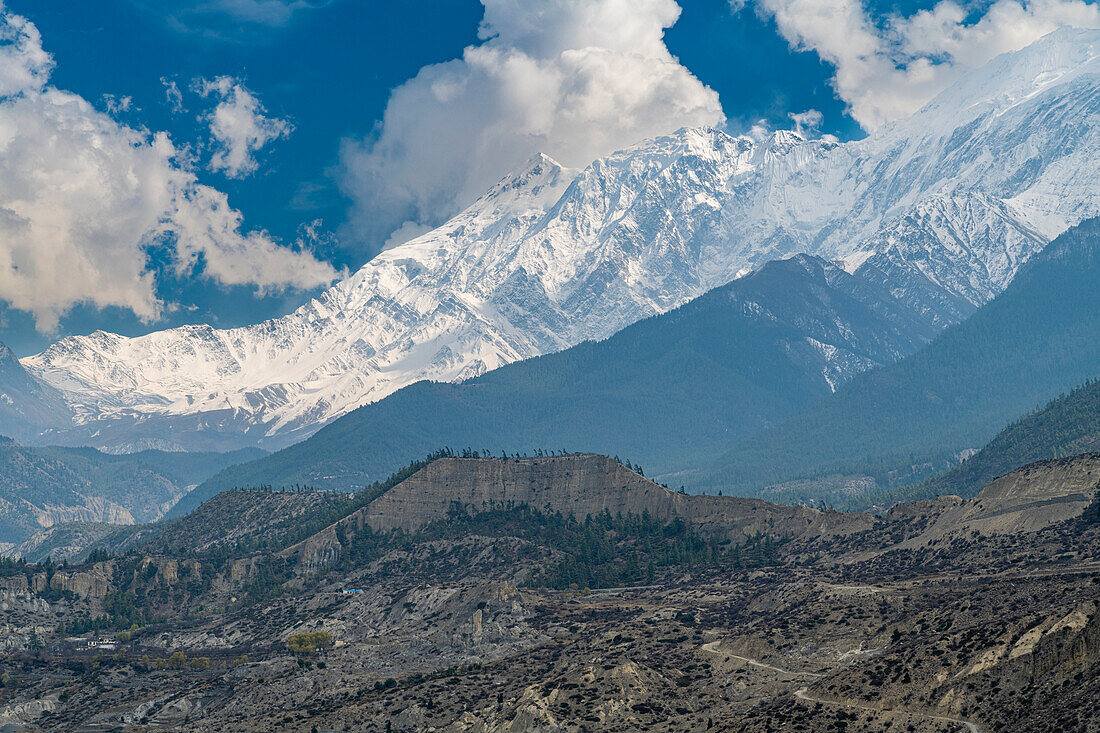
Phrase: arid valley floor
[{"left": 1, "top": 453, "right": 1099, "bottom": 731}]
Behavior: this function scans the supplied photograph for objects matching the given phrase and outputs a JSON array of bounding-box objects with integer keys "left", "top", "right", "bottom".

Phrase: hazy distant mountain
[
  {"left": 21, "top": 29, "right": 1098, "bottom": 452},
  {"left": 686, "top": 216, "right": 1100, "bottom": 499},
  {"left": 0, "top": 342, "right": 70, "bottom": 443},
  {"left": 0, "top": 442, "right": 266, "bottom": 545}
]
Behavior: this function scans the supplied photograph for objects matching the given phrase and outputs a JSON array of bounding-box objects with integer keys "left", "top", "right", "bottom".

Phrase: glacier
[{"left": 21, "top": 28, "right": 1100, "bottom": 451}]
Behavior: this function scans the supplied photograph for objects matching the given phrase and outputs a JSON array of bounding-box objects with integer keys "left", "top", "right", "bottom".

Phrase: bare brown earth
[{"left": 0, "top": 453, "right": 1098, "bottom": 732}]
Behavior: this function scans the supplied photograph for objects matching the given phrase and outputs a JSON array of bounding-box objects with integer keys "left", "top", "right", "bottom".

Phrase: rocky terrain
[{"left": 0, "top": 452, "right": 1096, "bottom": 731}]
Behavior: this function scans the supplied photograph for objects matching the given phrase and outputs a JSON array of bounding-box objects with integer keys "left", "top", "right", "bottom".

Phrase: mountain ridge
[
  {"left": 174, "top": 252, "right": 941, "bottom": 506},
  {"left": 20, "top": 28, "right": 1100, "bottom": 451},
  {"left": 686, "top": 216, "right": 1100, "bottom": 500}
]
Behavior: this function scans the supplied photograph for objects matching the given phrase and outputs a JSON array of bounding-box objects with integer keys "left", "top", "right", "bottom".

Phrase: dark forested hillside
[
  {"left": 688, "top": 217, "right": 1100, "bottom": 498},
  {"left": 919, "top": 378, "right": 1100, "bottom": 499},
  {"left": 183, "top": 254, "right": 939, "bottom": 504}
]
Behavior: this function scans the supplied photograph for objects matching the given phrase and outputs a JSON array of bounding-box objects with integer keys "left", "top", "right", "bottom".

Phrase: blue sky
[{"left": 0, "top": 0, "right": 1085, "bottom": 354}]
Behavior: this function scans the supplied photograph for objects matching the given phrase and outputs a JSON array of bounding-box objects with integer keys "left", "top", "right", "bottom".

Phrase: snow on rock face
[
  {"left": 22, "top": 29, "right": 1100, "bottom": 450},
  {"left": 847, "top": 193, "right": 1048, "bottom": 328}
]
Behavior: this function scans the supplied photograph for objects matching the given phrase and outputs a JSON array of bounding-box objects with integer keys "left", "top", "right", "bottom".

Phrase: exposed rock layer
[{"left": 282, "top": 455, "right": 873, "bottom": 571}]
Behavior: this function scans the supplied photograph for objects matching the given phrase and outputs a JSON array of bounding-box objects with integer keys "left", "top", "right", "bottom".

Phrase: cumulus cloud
[
  {"left": 0, "top": 5, "right": 339, "bottom": 332},
  {"left": 339, "top": 0, "right": 724, "bottom": 253},
  {"left": 195, "top": 76, "right": 293, "bottom": 178},
  {"left": 757, "top": 0, "right": 1100, "bottom": 132},
  {"left": 0, "top": 8, "right": 49, "bottom": 96}
]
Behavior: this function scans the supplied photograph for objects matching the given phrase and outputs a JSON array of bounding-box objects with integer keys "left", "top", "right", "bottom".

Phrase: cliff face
[
  {"left": 891, "top": 453, "right": 1100, "bottom": 550},
  {"left": 364, "top": 455, "right": 687, "bottom": 532},
  {"left": 283, "top": 455, "right": 873, "bottom": 571},
  {"left": 978, "top": 453, "right": 1100, "bottom": 504},
  {"left": 362, "top": 455, "right": 873, "bottom": 536},
  {"left": 26, "top": 562, "right": 113, "bottom": 600}
]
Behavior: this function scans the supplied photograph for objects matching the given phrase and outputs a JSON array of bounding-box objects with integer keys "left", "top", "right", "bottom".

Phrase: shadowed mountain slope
[
  {"left": 177, "top": 254, "right": 939, "bottom": 509},
  {"left": 0, "top": 443, "right": 266, "bottom": 544},
  {"left": 0, "top": 342, "right": 70, "bottom": 443},
  {"left": 687, "top": 217, "right": 1100, "bottom": 498}
]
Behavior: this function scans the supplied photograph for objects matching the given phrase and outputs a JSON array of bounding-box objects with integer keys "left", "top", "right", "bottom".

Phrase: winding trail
[
  {"left": 699, "top": 640, "right": 821, "bottom": 678},
  {"left": 794, "top": 687, "right": 981, "bottom": 733},
  {"left": 700, "top": 640, "right": 981, "bottom": 732}
]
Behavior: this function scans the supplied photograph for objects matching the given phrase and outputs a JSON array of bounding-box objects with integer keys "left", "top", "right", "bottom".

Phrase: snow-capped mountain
[{"left": 22, "top": 28, "right": 1100, "bottom": 451}]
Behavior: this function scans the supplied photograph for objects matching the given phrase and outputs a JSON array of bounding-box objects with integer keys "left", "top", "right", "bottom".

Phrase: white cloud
[
  {"left": 0, "top": 8, "right": 49, "bottom": 96},
  {"left": 102, "top": 94, "right": 133, "bottom": 115},
  {"left": 199, "top": 0, "right": 310, "bottom": 25},
  {"left": 0, "top": 5, "right": 340, "bottom": 332},
  {"left": 382, "top": 221, "right": 436, "bottom": 251},
  {"left": 757, "top": 0, "right": 1100, "bottom": 132},
  {"left": 339, "top": 0, "right": 724, "bottom": 254},
  {"left": 195, "top": 76, "right": 293, "bottom": 178},
  {"left": 138, "top": 0, "right": 330, "bottom": 30},
  {"left": 161, "top": 77, "right": 184, "bottom": 113},
  {"left": 787, "top": 108, "right": 822, "bottom": 136},
  {"left": 748, "top": 119, "right": 771, "bottom": 141}
]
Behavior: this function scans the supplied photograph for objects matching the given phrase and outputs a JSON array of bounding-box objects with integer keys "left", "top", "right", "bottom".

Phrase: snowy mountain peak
[
  {"left": 20, "top": 31, "right": 1100, "bottom": 451},
  {"left": 765, "top": 129, "right": 804, "bottom": 151},
  {"left": 611, "top": 126, "right": 750, "bottom": 167},
  {"left": 480, "top": 151, "right": 572, "bottom": 207}
]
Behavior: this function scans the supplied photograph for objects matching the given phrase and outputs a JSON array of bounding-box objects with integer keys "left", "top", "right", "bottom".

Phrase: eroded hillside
[{"left": 0, "top": 453, "right": 1097, "bottom": 731}]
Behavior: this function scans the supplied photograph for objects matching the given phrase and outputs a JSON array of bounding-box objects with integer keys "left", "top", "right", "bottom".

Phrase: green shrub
[{"left": 287, "top": 631, "right": 334, "bottom": 654}]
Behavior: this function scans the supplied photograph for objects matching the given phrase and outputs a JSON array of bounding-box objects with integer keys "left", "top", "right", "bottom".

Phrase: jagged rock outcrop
[
  {"left": 0, "top": 696, "right": 58, "bottom": 727},
  {"left": 29, "top": 561, "right": 113, "bottom": 599},
  {"left": 32, "top": 497, "right": 135, "bottom": 528},
  {"left": 0, "top": 576, "right": 49, "bottom": 619}
]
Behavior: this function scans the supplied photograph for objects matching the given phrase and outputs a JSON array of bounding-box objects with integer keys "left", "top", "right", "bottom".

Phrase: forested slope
[
  {"left": 920, "top": 378, "right": 1100, "bottom": 499},
  {"left": 688, "top": 218, "right": 1100, "bottom": 497}
]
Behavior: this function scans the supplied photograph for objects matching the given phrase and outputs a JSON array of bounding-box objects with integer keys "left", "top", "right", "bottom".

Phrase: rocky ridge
[{"left": 280, "top": 454, "right": 873, "bottom": 572}]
